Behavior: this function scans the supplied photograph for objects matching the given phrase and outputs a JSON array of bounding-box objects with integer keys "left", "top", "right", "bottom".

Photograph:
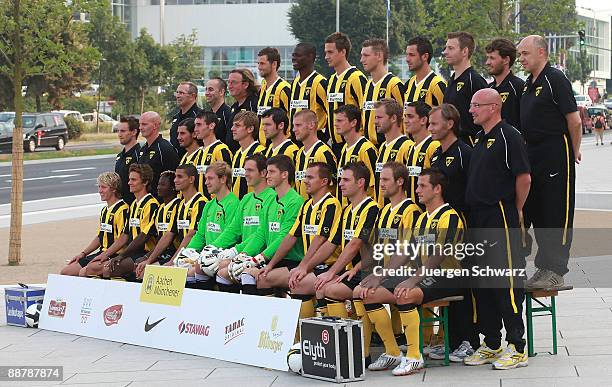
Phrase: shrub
[{"left": 64, "top": 116, "right": 84, "bottom": 139}]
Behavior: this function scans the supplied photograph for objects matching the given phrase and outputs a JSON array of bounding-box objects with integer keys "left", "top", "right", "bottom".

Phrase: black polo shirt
[
  {"left": 170, "top": 103, "right": 202, "bottom": 157},
  {"left": 215, "top": 102, "right": 237, "bottom": 153},
  {"left": 443, "top": 66, "right": 488, "bottom": 145},
  {"left": 114, "top": 143, "right": 141, "bottom": 204},
  {"left": 430, "top": 139, "right": 472, "bottom": 214},
  {"left": 466, "top": 121, "right": 530, "bottom": 207},
  {"left": 138, "top": 135, "right": 179, "bottom": 197},
  {"left": 488, "top": 72, "right": 524, "bottom": 132},
  {"left": 520, "top": 62, "right": 578, "bottom": 144}
]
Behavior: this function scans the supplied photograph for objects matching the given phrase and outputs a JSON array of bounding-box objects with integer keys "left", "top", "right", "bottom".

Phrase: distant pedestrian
[{"left": 593, "top": 112, "right": 606, "bottom": 146}]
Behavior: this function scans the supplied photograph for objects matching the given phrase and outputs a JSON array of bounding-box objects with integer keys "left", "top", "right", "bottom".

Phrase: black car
[{"left": 0, "top": 112, "right": 69, "bottom": 152}]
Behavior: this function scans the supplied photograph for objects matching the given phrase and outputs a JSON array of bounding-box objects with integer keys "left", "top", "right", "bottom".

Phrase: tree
[{"left": 565, "top": 49, "right": 592, "bottom": 90}]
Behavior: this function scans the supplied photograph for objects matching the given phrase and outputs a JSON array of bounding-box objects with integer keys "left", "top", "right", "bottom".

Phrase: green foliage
[
  {"left": 565, "top": 50, "right": 592, "bottom": 86},
  {"left": 64, "top": 116, "right": 84, "bottom": 139},
  {"left": 62, "top": 96, "right": 97, "bottom": 113}
]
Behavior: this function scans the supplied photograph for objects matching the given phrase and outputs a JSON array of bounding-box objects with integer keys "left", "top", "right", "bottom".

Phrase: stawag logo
[
  {"left": 80, "top": 297, "right": 93, "bottom": 324},
  {"left": 178, "top": 321, "right": 210, "bottom": 337},
  {"left": 258, "top": 315, "right": 284, "bottom": 353},
  {"left": 48, "top": 299, "right": 67, "bottom": 318},
  {"left": 225, "top": 317, "right": 245, "bottom": 344},
  {"left": 103, "top": 304, "right": 123, "bottom": 326}
]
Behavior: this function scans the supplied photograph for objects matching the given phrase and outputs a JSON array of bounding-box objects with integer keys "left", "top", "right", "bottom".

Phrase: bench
[
  {"left": 418, "top": 295, "right": 464, "bottom": 366},
  {"left": 525, "top": 285, "right": 573, "bottom": 357}
]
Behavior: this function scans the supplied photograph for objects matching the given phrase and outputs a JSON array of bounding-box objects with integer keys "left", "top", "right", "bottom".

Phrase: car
[
  {"left": 603, "top": 99, "right": 612, "bottom": 110},
  {"left": 0, "top": 112, "right": 15, "bottom": 123},
  {"left": 82, "top": 112, "right": 119, "bottom": 132},
  {"left": 52, "top": 110, "right": 84, "bottom": 122},
  {"left": 574, "top": 95, "right": 592, "bottom": 108},
  {"left": 0, "top": 112, "right": 69, "bottom": 153}
]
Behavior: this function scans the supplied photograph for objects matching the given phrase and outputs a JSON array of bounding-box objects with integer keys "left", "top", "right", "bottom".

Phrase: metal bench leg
[
  {"left": 418, "top": 307, "right": 424, "bottom": 356},
  {"left": 526, "top": 293, "right": 534, "bottom": 357},
  {"left": 551, "top": 296, "right": 557, "bottom": 355},
  {"left": 442, "top": 306, "right": 449, "bottom": 366}
]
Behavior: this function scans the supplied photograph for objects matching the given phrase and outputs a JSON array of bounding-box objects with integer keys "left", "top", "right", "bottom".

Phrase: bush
[
  {"left": 62, "top": 96, "right": 97, "bottom": 114},
  {"left": 64, "top": 116, "right": 84, "bottom": 139}
]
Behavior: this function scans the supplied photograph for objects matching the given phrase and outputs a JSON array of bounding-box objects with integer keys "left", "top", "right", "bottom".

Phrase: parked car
[
  {"left": 574, "top": 95, "right": 592, "bottom": 108},
  {"left": 82, "top": 112, "right": 119, "bottom": 132},
  {"left": 0, "top": 112, "right": 15, "bottom": 123},
  {"left": 603, "top": 99, "right": 612, "bottom": 110},
  {"left": 0, "top": 113, "right": 69, "bottom": 152},
  {"left": 52, "top": 110, "right": 84, "bottom": 122}
]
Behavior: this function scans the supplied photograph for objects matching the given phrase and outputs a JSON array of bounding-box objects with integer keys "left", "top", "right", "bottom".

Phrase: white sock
[
  {"left": 240, "top": 273, "right": 256, "bottom": 285},
  {"left": 216, "top": 275, "right": 232, "bottom": 285},
  {"left": 195, "top": 273, "right": 210, "bottom": 282}
]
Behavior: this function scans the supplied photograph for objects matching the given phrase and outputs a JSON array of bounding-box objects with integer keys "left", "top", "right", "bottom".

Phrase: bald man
[
  {"left": 517, "top": 35, "right": 581, "bottom": 289},
  {"left": 463, "top": 88, "right": 531, "bottom": 370},
  {"left": 138, "top": 111, "right": 179, "bottom": 198}
]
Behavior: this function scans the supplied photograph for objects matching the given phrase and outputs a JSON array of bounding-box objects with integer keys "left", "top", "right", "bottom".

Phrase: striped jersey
[
  {"left": 173, "top": 192, "right": 207, "bottom": 240},
  {"left": 231, "top": 141, "right": 265, "bottom": 199},
  {"left": 362, "top": 72, "right": 404, "bottom": 146},
  {"left": 376, "top": 198, "right": 422, "bottom": 264},
  {"left": 327, "top": 66, "right": 368, "bottom": 145},
  {"left": 155, "top": 197, "right": 181, "bottom": 254},
  {"left": 257, "top": 77, "right": 291, "bottom": 146},
  {"left": 336, "top": 136, "right": 378, "bottom": 207},
  {"left": 375, "top": 135, "right": 414, "bottom": 207},
  {"left": 97, "top": 199, "right": 129, "bottom": 252},
  {"left": 295, "top": 140, "right": 337, "bottom": 200},
  {"left": 404, "top": 71, "right": 447, "bottom": 108},
  {"left": 264, "top": 138, "right": 300, "bottom": 165},
  {"left": 194, "top": 141, "right": 233, "bottom": 199},
  {"left": 289, "top": 71, "right": 328, "bottom": 133},
  {"left": 406, "top": 136, "right": 440, "bottom": 204},
  {"left": 127, "top": 193, "right": 159, "bottom": 253}
]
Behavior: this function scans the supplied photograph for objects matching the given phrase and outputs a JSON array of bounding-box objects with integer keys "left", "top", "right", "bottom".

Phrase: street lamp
[{"left": 96, "top": 58, "right": 106, "bottom": 134}]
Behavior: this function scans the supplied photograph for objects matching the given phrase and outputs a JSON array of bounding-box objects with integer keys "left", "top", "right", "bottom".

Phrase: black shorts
[
  {"left": 383, "top": 274, "right": 463, "bottom": 304},
  {"left": 275, "top": 259, "right": 300, "bottom": 270},
  {"left": 338, "top": 270, "right": 362, "bottom": 291},
  {"left": 124, "top": 250, "right": 147, "bottom": 262},
  {"left": 313, "top": 264, "right": 330, "bottom": 277},
  {"left": 78, "top": 252, "right": 100, "bottom": 267},
  {"left": 157, "top": 251, "right": 174, "bottom": 266}
]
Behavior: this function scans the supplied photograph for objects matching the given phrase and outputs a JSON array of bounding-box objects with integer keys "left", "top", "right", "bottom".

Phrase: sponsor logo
[
  {"left": 103, "top": 304, "right": 123, "bottom": 326},
  {"left": 144, "top": 316, "right": 166, "bottom": 332},
  {"left": 322, "top": 329, "right": 329, "bottom": 344},
  {"left": 178, "top": 321, "right": 210, "bottom": 336},
  {"left": 7, "top": 307, "right": 24, "bottom": 319},
  {"left": 258, "top": 315, "right": 284, "bottom": 353},
  {"left": 225, "top": 317, "right": 246, "bottom": 344},
  {"left": 48, "top": 299, "right": 67, "bottom": 318},
  {"left": 243, "top": 216, "right": 260, "bottom": 226},
  {"left": 303, "top": 339, "right": 327, "bottom": 361},
  {"left": 80, "top": 297, "right": 93, "bottom": 324}
]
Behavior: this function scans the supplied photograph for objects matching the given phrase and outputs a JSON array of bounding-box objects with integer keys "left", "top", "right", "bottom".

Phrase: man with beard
[{"left": 404, "top": 36, "right": 447, "bottom": 107}]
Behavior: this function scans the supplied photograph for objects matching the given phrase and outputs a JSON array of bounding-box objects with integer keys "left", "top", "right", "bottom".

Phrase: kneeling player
[
  {"left": 61, "top": 172, "right": 129, "bottom": 276},
  {"left": 356, "top": 168, "right": 465, "bottom": 376}
]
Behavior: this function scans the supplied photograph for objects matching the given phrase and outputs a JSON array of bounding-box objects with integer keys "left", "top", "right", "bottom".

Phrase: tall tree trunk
[
  {"left": 140, "top": 89, "right": 145, "bottom": 114},
  {"left": 35, "top": 94, "right": 41, "bottom": 112},
  {"left": 9, "top": 0, "right": 23, "bottom": 266}
]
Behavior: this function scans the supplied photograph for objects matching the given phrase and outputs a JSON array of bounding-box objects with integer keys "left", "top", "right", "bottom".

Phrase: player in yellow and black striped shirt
[
  {"left": 62, "top": 172, "right": 129, "bottom": 277},
  {"left": 361, "top": 39, "right": 404, "bottom": 146},
  {"left": 324, "top": 32, "right": 368, "bottom": 158},
  {"left": 404, "top": 101, "right": 440, "bottom": 206},
  {"left": 257, "top": 47, "right": 291, "bottom": 146},
  {"left": 335, "top": 104, "right": 378, "bottom": 207},
  {"left": 293, "top": 110, "right": 337, "bottom": 200},
  {"left": 289, "top": 43, "right": 328, "bottom": 140},
  {"left": 404, "top": 37, "right": 447, "bottom": 108},
  {"left": 230, "top": 111, "right": 265, "bottom": 199},
  {"left": 261, "top": 108, "right": 299, "bottom": 165},
  {"left": 374, "top": 99, "right": 414, "bottom": 207},
  {"left": 193, "top": 111, "right": 233, "bottom": 199}
]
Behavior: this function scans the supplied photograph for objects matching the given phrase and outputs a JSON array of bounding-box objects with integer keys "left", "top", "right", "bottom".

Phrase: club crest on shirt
[
  {"left": 315, "top": 210, "right": 321, "bottom": 222},
  {"left": 277, "top": 208, "right": 284, "bottom": 219},
  {"left": 393, "top": 216, "right": 401, "bottom": 225},
  {"left": 456, "top": 82, "right": 464, "bottom": 91},
  {"left": 445, "top": 156, "right": 454, "bottom": 166},
  {"left": 390, "top": 150, "right": 398, "bottom": 159},
  {"left": 430, "top": 220, "right": 439, "bottom": 229},
  {"left": 378, "top": 88, "right": 386, "bottom": 98},
  {"left": 215, "top": 211, "right": 223, "bottom": 221},
  {"left": 487, "top": 139, "right": 495, "bottom": 148},
  {"left": 500, "top": 92, "right": 509, "bottom": 103},
  {"left": 350, "top": 155, "right": 359, "bottom": 163},
  {"left": 149, "top": 151, "right": 156, "bottom": 159},
  {"left": 418, "top": 152, "right": 425, "bottom": 163},
  {"left": 419, "top": 89, "right": 427, "bottom": 99},
  {"left": 305, "top": 87, "right": 311, "bottom": 97},
  {"left": 255, "top": 203, "right": 262, "bottom": 212},
  {"left": 125, "top": 156, "right": 132, "bottom": 165},
  {"left": 340, "top": 80, "right": 348, "bottom": 89},
  {"left": 353, "top": 216, "right": 360, "bottom": 228},
  {"left": 535, "top": 86, "right": 542, "bottom": 96},
  {"left": 268, "top": 96, "right": 274, "bottom": 104}
]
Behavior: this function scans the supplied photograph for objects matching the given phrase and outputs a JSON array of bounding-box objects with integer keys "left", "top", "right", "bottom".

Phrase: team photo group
[{"left": 59, "top": 29, "right": 580, "bottom": 377}]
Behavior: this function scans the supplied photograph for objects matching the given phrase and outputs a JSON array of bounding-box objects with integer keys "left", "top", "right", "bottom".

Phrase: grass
[{"left": 0, "top": 146, "right": 122, "bottom": 162}]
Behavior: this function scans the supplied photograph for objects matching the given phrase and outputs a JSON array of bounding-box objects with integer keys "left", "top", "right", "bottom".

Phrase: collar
[
  {"left": 372, "top": 72, "right": 392, "bottom": 86},
  {"left": 350, "top": 196, "right": 370, "bottom": 213},
  {"left": 415, "top": 71, "right": 435, "bottom": 87},
  {"left": 427, "top": 203, "right": 447, "bottom": 218},
  {"left": 312, "top": 192, "right": 332, "bottom": 208},
  {"left": 299, "top": 71, "right": 317, "bottom": 85}
]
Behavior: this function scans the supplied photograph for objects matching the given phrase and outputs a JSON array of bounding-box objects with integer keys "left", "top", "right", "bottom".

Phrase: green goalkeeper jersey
[
  {"left": 212, "top": 187, "right": 276, "bottom": 251},
  {"left": 188, "top": 192, "right": 240, "bottom": 250},
  {"left": 241, "top": 187, "right": 304, "bottom": 261}
]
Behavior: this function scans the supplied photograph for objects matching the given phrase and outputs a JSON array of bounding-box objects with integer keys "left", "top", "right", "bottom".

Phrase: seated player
[
  {"left": 233, "top": 155, "right": 304, "bottom": 296},
  {"left": 61, "top": 172, "right": 129, "bottom": 276},
  {"left": 83, "top": 164, "right": 159, "bottom": 278},
  {"left": 185, "top": 161, "right": 240, "bottom": 284},
  {"left": 312, "top": 162, "right": 380, "bottom": 365},
  {"left": 214, "top": 153, "right": 276, "bottom": 292},
  {"left": 356, "top": 168, "right": 465, "bottom": 376},
  {"left": 353, "top": 162, "right": 422, "bottom": 371},
  {"left": 134, "top": 171, "right": 180, "bottom": 279}
]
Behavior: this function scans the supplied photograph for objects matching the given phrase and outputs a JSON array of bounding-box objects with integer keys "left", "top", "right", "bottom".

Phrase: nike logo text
[{"left": 549, "top": 173, "right": 559, "bottom": 177}]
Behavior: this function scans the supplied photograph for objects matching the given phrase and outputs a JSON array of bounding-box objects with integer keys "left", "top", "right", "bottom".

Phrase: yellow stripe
[
  {"left": 498, "top": 201, "right": 518, "bottom": 314},
  {"left": 562, "top": 134, "right": 570, "bottom": 245},
  {"left": 470, "top": 289, "right": 477, "bottom": 324}
]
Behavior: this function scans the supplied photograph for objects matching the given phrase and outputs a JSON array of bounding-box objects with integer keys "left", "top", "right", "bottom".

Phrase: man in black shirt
[
  {"left": 443, "top": 31, "right": 488, "bottom": 146},
  {"left": 465, "top": 88, "right": 531, "bottom": 370},
  {"left": 485, "top": 39, "right": 524, "bottom": 132},
  {"left": 205, "top": 77, "right": 236, "bottom": 152},
  {"left": 170, "top": 82, "right": 201, "bottom": 157},
  {"left": 517, "top": 35, "right": 582, "bottom": 289},
  {"left": 138, "top": 111, "right": 180, "bottom": 198},
  {"left": 228, "top": 68, "right": 259, "bottom": 117},
  {"left": 114, "top": 116, "right": 140, "bottom": 204}
]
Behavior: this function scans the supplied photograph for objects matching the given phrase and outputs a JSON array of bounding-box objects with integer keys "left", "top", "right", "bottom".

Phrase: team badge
[
  {"left": 379, "top": 88, "right": 386, "bottom": 98},
  {"left": 445, "top": 156, "right": 454, "bottom": 166},
  {"left": 255, "top": 203, "right": 262, "bottom": 212},
  {"left": 350, "top": 155, "right": 358, "bottom": 162},
  {"left": 340, "top": 80, "right": 347, "bottom": 89},
  {"left": 393, "top": 216, "right": 401, "bottom": 225},
  {"left": 390, "top": 150, "right": 398, "bottom": 159},
  {"left": 430, "top": 220, "right": 439, "bottom": 229},
  {"left": 268, "top": 96, "right": 274, "bottom": 103},
  {"left": 487, "top": 139, "right": 495, "bottom": 148},
  {"left": 418, "top": 153, "right": 425, "bottom": 163},
  {"left": 353, "top": 216, "right": 360, "bottom": 228},
  {"left": 419, "top": 89, "right": 427, "bottom": 99},
  {"left": 456, "top": 82, "right": 464, "bottom": 91},
  {"left": 315, "top": 210, "right": 321, "bottom": 222},
  {"left": 277, "top": 208, "right": 284, "bottom": 219},
  {"left": 215, "top": 211, "right": 223, "bottom": 221},
  {"left": 125, "top": 156, "right": 132, "bottom": 165},
  {"left": 205, "top": 154, "right": 212, "bottom": 163},
  {"left": 535, "top": 86, "right": 543, "bottom": 96},
  {"left": 500, "top": 92, "right": 509, "bottom": 103},
  {"left": 149, "top": 151, "right": 156, "bottom": 159},
  {"left": 305, "top": 87, "right": 311, "bottom": 97}
]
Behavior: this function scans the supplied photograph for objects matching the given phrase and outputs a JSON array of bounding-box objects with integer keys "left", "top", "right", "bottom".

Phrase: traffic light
[{"left": 578, "top": 30, "right": 586, "bottom": 46}]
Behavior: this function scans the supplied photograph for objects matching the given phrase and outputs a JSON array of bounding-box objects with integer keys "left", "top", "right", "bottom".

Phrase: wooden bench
[
  {"left": 418, "top": 295, "right": 464, "bottom": 366},
  {"left": 525, "top": 285, "right": 573, "bottom": 357}
]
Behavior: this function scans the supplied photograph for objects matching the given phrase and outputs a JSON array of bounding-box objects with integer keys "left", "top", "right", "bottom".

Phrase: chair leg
[
  {"left": 551, "top": 296, "right": 557, "bottom": 355},
  {"left": 418, "top": 307, "right": 424, "bottom": 356},
  {"left": 442, "top": 306, "right": 449, "bottom": 366},
  {"left": 526, "top": 293, "right": 534, "bottom": 357}
]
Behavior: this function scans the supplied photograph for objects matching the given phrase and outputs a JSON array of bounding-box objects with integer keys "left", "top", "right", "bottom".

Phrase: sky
[{"left": 576, "top": 0, "right": 612, "bottom": 15}]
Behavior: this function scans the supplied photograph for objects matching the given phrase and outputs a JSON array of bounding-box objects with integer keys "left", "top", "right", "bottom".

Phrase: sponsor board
[
  {"left": 48, "top": 299, "right": 66, "bottom": 318},
  {"left": 140, "top": 265, "right": 187, "bottom": 307},
  {"left": 103, "top": 304, "right": 123, "bottom": 326}
]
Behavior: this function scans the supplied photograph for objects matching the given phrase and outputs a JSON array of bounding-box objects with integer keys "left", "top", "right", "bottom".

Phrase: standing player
[
  {"left": 485, "top": 38, "right": 524, "bottom": 131},
  {"left": 443, "top": 32, "right": 488, "bottom": 145},
  {"left": 374, "top": 99, "right": 414, "bottom": 207},
  {"left": 335, "top": 104, "right": 378, "bottom": 207},
  {"left": 257, "top": 47, "right": 291, "bottom": 146},
  {"left": 230, "top": 111, "right": 265, "bottom": 199},
  {"left": 193, "top": 111, "right": 233, "bottom": 199},
  {"left": 404, "top": 101, "right": 440, "bottom": 206},
  {"left": 404, "top": 37, "right": 447, "bottom": 107},
  {"left": 205, "top": 77, "right": 236, "bottom": 152},
  {"left": 294, "top": 110, "right": 337, "bottom": 200},
  {"left": 289, "top": 43, "right": 328, "bottom": 140},
  {"left": 261, "top": 108, "right": 299, "bottom": 163},
  {"left": 115, "top": 116, "right": 140, "bottom": 204},
  {"left": 324, "top": 32, "right": 368, "bottom": 158},
  {"left": 518, "top": 35, "right": 581, "bottom": 289},
  {"left": 464, "top": 89, "right": 531, "bottom": 370},
  {"left": 178, "top": 118, "right": 200, "bottom": 165},
  {"left": 61, "top": 172, "right": 129, "bottom": 276},
  {"left": 170, "top": 82, "right": 201, "bottom": 156},
  {"left": 361, "top": 38, "right": 404, "bottom": 146}
]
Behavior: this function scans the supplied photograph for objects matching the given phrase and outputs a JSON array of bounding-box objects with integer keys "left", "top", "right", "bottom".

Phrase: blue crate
[{"left": 5, "top": 285, "right": 45, "bottom": 327}]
